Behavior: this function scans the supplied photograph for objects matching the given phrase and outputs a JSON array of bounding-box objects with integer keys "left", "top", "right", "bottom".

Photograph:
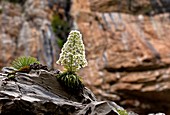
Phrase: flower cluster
[{"left": 56, "top": 30, "right": 88, "bottom": 72}]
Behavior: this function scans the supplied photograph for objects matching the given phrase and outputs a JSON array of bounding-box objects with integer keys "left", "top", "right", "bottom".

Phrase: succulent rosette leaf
[
  {"left": 12, "top": 56, "right": 40, "bottom": 70},
  {"left": 7, "top": 56, "right": 40, "bottom": 78}
]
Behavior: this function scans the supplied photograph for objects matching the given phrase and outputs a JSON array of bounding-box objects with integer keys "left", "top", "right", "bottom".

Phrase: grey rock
[
  {"left": 0, "top": 68, "right": 126, "bottom": 115},
  {"left": 148, "top": 113, "right": 165, "bottom": 115}
]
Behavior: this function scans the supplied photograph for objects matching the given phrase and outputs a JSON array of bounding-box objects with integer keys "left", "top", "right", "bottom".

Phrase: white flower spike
[{"left": 56, "top": 30, "right": 88, "bottom": 72}]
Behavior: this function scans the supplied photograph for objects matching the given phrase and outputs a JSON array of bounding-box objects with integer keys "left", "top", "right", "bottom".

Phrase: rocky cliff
[
  {"left": 0, "top": 67, "right": 130, "bottom": 115},
  {"left": 71, "top": 0, "right": 170, "bottom": 114},
  {"left": 0, "top": 0, "right": 71, "bottom": 68},
  {"left": 0, "top": 0, "right": 170, "bottom": 114}
]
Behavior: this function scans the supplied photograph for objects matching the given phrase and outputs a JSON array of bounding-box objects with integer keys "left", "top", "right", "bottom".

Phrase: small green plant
[
  {"left": 56, "top": 30, "right": 88, "bottom": 93},
  {"left": 7, "top": 56, "right": 40, "bottom": 77},
  {"left": 51, "top": 14, "right": 71, "bottom": 48},
  {"left": 12, "top": 56, "right": 40, "bottom": 70},
  {"left": 117, "top": 109, "right": 128, "bottom": 115}
]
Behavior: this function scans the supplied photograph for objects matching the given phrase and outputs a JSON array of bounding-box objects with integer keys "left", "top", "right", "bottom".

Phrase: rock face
[
  {"left": 90, "top": 0, "right": 170, "bottom": 14},
  {"left": 0, "top": 68, "right": 128, "bottom": 115},
  {"left": 0, "top": 0, "right": 69, "bottom": 68},
  {"left": 71, "top": 0, "right": 170, "bottom": 114}
]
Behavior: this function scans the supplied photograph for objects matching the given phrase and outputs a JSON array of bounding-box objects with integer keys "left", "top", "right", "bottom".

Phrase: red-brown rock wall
[{"left": 71, "top": 0, "right": 170, "bottom": 114}]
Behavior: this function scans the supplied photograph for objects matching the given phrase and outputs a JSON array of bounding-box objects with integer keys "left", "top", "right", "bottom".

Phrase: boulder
[{"left": 0, "top": 68, "right": 130, "bottom": 115}]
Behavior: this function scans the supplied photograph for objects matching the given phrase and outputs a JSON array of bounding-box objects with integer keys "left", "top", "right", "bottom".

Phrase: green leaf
[
  {"left": 11, "top": 56, "right": 39, "bottom": 70},
  {"left": 117, "top": 109, "right": 128, "bottom": 115},
  {"left": 56, "top": 72, "right": 84, "bottom": 93}
]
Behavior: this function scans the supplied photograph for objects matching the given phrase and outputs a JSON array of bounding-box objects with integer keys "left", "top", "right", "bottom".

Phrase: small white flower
[{"left": 56, "top": 30, "right": 88, "bottom": 72}]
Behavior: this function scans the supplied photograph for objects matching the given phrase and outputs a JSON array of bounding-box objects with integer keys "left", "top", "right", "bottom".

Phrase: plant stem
[{"left": 70, "top": 55, "right": 73, "bottom": 72}]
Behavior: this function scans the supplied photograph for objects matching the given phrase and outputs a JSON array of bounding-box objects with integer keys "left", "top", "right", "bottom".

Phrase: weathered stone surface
[
  {"left": 0, "top": 68, "right": 128, "bottom": 115},
  {"left": 0, "top": 0, "right": 66, "bottom": 69},
  {"left": 71, "top": 0, "right": 170, "bottom": 114},
  {"left": 90, "top": 0, "right": 170, "bottom": 14}
]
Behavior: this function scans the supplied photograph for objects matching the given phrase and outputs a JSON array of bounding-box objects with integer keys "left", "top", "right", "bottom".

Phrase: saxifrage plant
[{"left": 56, "top": 30, "right": 88, "bottom": 93}]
